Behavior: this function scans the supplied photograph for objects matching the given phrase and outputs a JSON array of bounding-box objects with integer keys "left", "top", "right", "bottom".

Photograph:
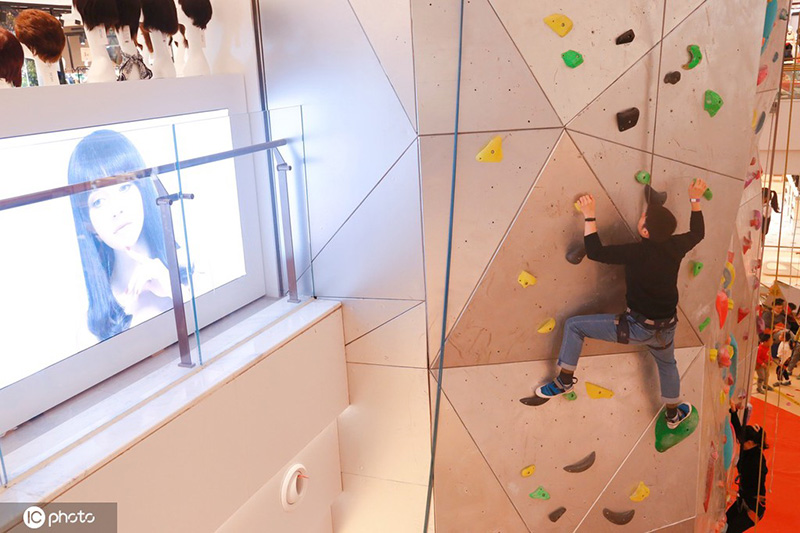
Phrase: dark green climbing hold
[
  {"left": 616, "top": 29, "right": 635, "bottom": 45},
  {"left": 635, "top": 170, "right": 651, "bottom": 185},
  {"left": 664, "top": 71, "right": 681, "bottom": 84},
  {"left": 698, "top": 317, "right": 711, "bottom": 332},
  {"left": 563, "top": 391, "right": 578, "bottom": 401},
  {"left": 549, "top": 507, "right": 567, "bottom": 523},
  {"left": 562, "top": 50, "right": 584, "bottom": 68},
  {"left": 703, "top": 187, "right": 713, "bottom": 201},
  {"left": 691, "top": 261, "right": 704, "bottom": 277},
  {"left": 704, "top": 90, "right": 723, "bottom": 117},
  {"left": 603, "top": 509, "right": 636, "bottom": 525},
  {"left": 655, "top": 405, "right": 700, "bottom": 453},
  {"left": 756, "top": 112, "right": 767, "bottom": 134},
  {"left": 529, "top": 486, "right": 551, "bottom": 500},
  {"left": 617, "top": 107, "right": 640, "bottom": 132}
]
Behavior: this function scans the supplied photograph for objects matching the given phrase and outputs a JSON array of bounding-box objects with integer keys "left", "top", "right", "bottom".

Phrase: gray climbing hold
[
  {"left": 644, "top": 184, "right": 668, "bottom": 206},
  {"left": 755, "top": 112, "right": 766, "bottom": 134},
  {"left": 566, "top": 244, "right": 587, "bottom": 265},
  {"left": 564, "top": 451, "right": 596, "bottom": 473},
  {"left": 549, "top": 507, "right": 567, "bottom": 523},
  {"left": 616, "top": 29, "right": 635, "bottom": 45},
  {"left": 616, "top": 108, "right": 640, "bottom": 132},
  {"left": 603, "top": 508, "right": 635, "bottom": 525},
  {"left": 664, "top": 71, "right": 681, "bottom": 84}
]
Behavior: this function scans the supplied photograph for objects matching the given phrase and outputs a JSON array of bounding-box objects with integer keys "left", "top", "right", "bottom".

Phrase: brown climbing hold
[
  {"left": 664, "top": 71, "right": 681, "bottom": 84},
  {"left": 616, "top": 29, "right": 635, "bottom": 45},
  {"left": 616, "top": 108, "right": 640, "bottom": 132},
  {"left": 549, "top": 507, "right": 567, "bottom": 523},
  {"left": 603, "top": 509, "right": 635, "bottom": 526},
  {"left": 566, "top": 244, "right": 587, "bottom": 265},
  {"left": 563, "top": 451, "right": 596, "bottom": 473}
]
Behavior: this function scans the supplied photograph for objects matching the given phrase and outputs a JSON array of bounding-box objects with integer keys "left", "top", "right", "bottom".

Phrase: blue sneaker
[
  {"left": 666, "top": 402, "right": 693, "bottom": 430},
  {"left": 535, "top": 375, "right": 577, "bottom": 399}
]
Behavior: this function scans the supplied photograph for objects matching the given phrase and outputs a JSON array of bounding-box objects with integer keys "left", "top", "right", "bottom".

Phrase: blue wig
[{"left": 68, "top": 130, "right": 168, "bottom": 341}]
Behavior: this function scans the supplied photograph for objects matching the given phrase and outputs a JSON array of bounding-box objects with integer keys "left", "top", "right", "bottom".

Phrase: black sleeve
[
  {"left": 672, "top": 211, "right": 705, "bottom": 253},
  {"left": 584, "top": 233, "right": 638, "bottom": 265},
  {"left": 730, "top": 409, "right": 745, "bottom": 444}
]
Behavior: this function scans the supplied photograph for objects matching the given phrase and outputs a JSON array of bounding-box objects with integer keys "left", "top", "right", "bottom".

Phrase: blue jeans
[{"left": 556, "top": 314, "right": 680, "bottom": 404}]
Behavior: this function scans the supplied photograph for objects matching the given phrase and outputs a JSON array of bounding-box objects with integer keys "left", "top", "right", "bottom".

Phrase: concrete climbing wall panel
[
  {"left": 442, "top": 134, "right": 632, "bottom": 368},
  {"left": 488, "top": 0, "right": 665, "bottom": 123},
  {"left": 664, "top": 1, "right": 705, "bottom": 35},
  {"left": 420, "top": 129, "right": 561, "bottom": 363},
  {"left": 411, "top": 0, "right": 562, "bottom": 135},
  {"left": 654, "top": 0, "right": 763, "bottom": 180},
  {"left": 567, "top": 44, "right": 661, "bottom": 152},
  {"left": 574, "top": 353, "right": 704, "bottom": 532},
  {"left": 439, "top": 347, "right": 702, "bottom": 532}
]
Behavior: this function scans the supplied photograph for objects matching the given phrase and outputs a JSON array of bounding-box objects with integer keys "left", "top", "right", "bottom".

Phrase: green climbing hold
[
  {"left": 704, "top": 90, "right": 723, "bottom": 117},
  {"left": 691, "top": 261, "right": 704, "bottom": 277},
  {"left": 635, "top": 170, "right": 651, "bottom": 185},
  {"left": 683, "top": 45, "right": 702, "bottom": 70},
  {"left": 563, "top": 391, "right": 578, "bottom": 401},
  {"left": 529, "top": 486, "right": 551, "bottom": 500},
  {"left": 655, "top": 405, "right": 699, "bottom": 453},
  {"left": 703, "top": 187, "right": 713, "bottom": 200},
  {"left": 562, "top": 50, "right": 584, "bottom": 68},
  {"left": 698, "top": 317, "right": 711, "bottom": 332}
]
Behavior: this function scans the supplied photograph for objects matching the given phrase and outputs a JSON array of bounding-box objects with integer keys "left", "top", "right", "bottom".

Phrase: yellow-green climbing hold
[
  {"left": 635, "top": 171, "right": 651, "bottom": 185},
  {"left": 683, "top": 45, "right": 702, "bottom": 70},
  {"left": 562, "top": 50, "right": 584, "bottom": 68},
  {"left": 699, "top": 317, "right": 711, "bottom": 332},
  {"left": 529, "top": 486, "right": 551, "bottom": 500},
  {"left": 704, "top": 90, "right": 723, "bottom": 117}
]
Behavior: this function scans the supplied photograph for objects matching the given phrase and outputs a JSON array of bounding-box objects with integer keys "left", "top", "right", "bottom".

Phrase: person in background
[
  {"left": 775, "top": 331, "right": 793, "bottom": 386},
  {"left": 763, "top": 298, "right": 789, "bottom": 359},
  {"left": 787, "top": 302, "right": 799, "bottom": 336},
  {"left": 755, "top": 334, "right": 773, "bottom": 394},
  {"left": 726, "top": 401, "right": 768, "bottom": 533},
  {"left": 762, "top": 188, "right": 780, "bottom": 237}
]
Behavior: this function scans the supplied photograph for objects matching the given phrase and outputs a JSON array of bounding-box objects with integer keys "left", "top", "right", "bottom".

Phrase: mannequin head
[
  {"left": 114, "top": 0, "right": 142, "bottom": 39},
  {"left": 141, "top": 0, "right": 179, "bottom": 34},
  {"left": 0, "top": 28, "right": 24, "bottom": 88},
  {"left": 14, "top": 10, "right": 67, "bottom": 64},
  {"left": 72, "top": 0, "right": 120, "bottom": 30},
  {"left": 178, "top": 0, "right": 212, "bottom": 29}
]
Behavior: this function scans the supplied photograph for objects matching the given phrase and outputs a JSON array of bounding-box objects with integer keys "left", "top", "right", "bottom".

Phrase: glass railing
[{"left": 0, "top": 107, "right": 310, "bottom": 486}]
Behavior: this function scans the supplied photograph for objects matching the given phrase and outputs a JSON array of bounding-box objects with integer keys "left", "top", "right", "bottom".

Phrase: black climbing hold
[
  {"left": 564, "top": 451, "right": 596, "bottom": 473},
  {"left": 774, "top": 51, "right": 780, "bottom": 63},
  {"left": 549, "top": 507, "right": 567, "bottom": 523},
  {"left": 644, "top": 184, "right": 668, "bottom": 206},
  {"left": 664, "top": 71, "right": 681, "bottom": 85},
  {"left": 566, "top": 244, "right": 587, "bottom": 265},
  {"left": 520, "top": 395, "right": 550, "bottom": 406},
  {"left": 616, "top": 29, "right": 635, "bottom": 45},
  {"left": 603, "top": 508, "right": 635, "bottom": 526},
  {"left": 616, "top": 108, "right": 640, "bottom": 132},
  {"left": 755, "top": 112, "right": 766, "bottom": 134}
]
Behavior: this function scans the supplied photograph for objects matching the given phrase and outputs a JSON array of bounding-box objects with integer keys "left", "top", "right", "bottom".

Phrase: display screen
[{"left": 0, "top": 110, "right": 246, "bottom": 390}]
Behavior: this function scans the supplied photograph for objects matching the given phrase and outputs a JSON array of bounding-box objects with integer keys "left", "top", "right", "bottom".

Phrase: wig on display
[
  {"left": 114, "top": 0, "right": 143, "bottom": 39},
  {"left": 68, "top": 130, "right": 168, "bottom": 340},
  {"left": 141, "top": 0, "right": 179, "bottom": 34},
  {"left": 72, "top": 0, "right": 120, "bottom": 30},
  {"left": 137, "top": 23, "right": 154, "bottom": 53},
  {"left": 178, "top": 0, "right": 212, "bottom": 29},
  {"left": 14, "top": 10, "right": 67, "bottom": 64},
  {"left": 0, "top": 28, "right": 25, "bottom": 87}
]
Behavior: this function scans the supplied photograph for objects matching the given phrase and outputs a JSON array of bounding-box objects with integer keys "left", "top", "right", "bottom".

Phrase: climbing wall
[{"left": 415, "top": 1, "right": 781, "bottom": 531}]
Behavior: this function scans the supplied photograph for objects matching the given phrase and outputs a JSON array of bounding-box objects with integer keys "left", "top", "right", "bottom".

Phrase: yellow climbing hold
[
  {"left": 720, "top": 390, "right": 726, "bottom": 405},
  {"left": 521, "top": 464, "right": 536, "bottom": 478},
  {"left": 629, "top": 481, "right": 650, "bottom": 502},
  {"left": 728, "top": 298, "right": 734, "bottom": 310},
  {"left": 709, "top": 348, "right": 718, "bottom": 362},
  {"left": 544, "top": 14, "right": 573, "bottom": 37},
  {"left": 518, "top": 271, "right": 537, "bottom": 288},
  {"left": 574, "top": 201, "right": 582, "bottom": 213},
  {"left": 476, "top": 136, "right": 503, "bottom": 162},
  {"left": 585, "top": 382, "right": 614, "bottom": 399},
  {"left": 538, "top": 318, "right": 557, "bottom": 334}
]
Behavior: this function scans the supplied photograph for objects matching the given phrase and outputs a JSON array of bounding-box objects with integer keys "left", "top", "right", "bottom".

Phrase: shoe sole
[{"left": 666, "top": 403, "right": 694, "bottom": 430}]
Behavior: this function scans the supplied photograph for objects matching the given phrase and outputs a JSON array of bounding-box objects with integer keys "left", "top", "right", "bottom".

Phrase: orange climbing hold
[{"left": 716, "top": 291, "right": 729, "bottom": 327}]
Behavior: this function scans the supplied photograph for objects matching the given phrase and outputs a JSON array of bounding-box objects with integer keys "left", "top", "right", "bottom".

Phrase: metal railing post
[{"left": 272, "top": 149, "right": 300, "bottom": 303}]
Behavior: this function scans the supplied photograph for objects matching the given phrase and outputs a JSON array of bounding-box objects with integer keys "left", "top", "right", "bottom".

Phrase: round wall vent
[{"left": 281, "top": 464, "right": 309, "bottom": 511}]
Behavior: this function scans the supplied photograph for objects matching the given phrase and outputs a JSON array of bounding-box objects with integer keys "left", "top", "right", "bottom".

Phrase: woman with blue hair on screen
[{"left": 68, "top": 129, "right": 173, "bottom": 341}]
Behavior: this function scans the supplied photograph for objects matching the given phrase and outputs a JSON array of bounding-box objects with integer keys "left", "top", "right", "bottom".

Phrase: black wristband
[{"left": 584, "top": 217, "right": 596, "bottom": 222}]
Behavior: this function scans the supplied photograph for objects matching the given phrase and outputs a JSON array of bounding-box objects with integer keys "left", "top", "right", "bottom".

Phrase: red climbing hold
[
  {"left": 716, "top": 291, "right": 729, "bottom": 327},
  {"left": 757, "top": 65, "right": 769, "bottom": 85},
  {"left": 743, "top": 234, "right": 752, "bottom": 255},
  {"left": 750, "top": 210, "right": 762, "bottom": 230},
  {"left": 738, "top": 308, "right": 750, "bottom": 323}
]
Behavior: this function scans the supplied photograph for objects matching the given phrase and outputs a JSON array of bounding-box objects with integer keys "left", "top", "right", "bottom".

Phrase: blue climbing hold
[
  {"left": 723, "top": 416, "right": 734, "bottom": 469},
  {"left": 763, "top": 0, "right": 778, "bottom": 55}
]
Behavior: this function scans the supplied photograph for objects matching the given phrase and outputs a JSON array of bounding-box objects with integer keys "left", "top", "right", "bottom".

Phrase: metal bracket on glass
[
  {"left": 153, "top": 178, "right": 195, "bottom": 369},
  {"left": 273, "top": 151, "right": 299, "bottom": 303}
]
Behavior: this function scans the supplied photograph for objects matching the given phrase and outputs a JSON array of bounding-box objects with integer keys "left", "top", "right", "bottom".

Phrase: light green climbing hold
[
  {"left": 563, "top": 391, "right": 578, "bottom": 401},
  {"left": 691, "top": 261, "right": 704, "bottom": 277},
  {"left": 682, "top": 45, "right": 702, "bottom": 70},
  {"left": 635, "top": 170, "right": 651, "bottom": 185},
  {"left": 704, "top": 90, "right": 723, "bottom": 117},
  {"left": 703, "top": 187, "right": 713, "bottom": 201},
  {"left": 562, "top": 50, "right": 584, "bottom": 68},
  {"left": 699, "top": 317, "right": 711, "bottom": 332},
  {"left": 655, "top": 405, "right": 700, "bottom": 453},
  {"left": 529, "top": 486, "right": 551, "bottom": 500}
]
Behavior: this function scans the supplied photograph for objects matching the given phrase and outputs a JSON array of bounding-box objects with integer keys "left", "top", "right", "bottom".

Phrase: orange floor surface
[{"left": 744, "top": 396, "right": 800, "bottom": 532}]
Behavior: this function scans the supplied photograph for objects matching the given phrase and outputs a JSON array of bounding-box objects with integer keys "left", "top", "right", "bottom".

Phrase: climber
[
  {"left": 726, "top": 400, "right": 768, "bottom": 532},
  {"left": 530, "top": 179, "right": 707, "bottom": 430}
]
